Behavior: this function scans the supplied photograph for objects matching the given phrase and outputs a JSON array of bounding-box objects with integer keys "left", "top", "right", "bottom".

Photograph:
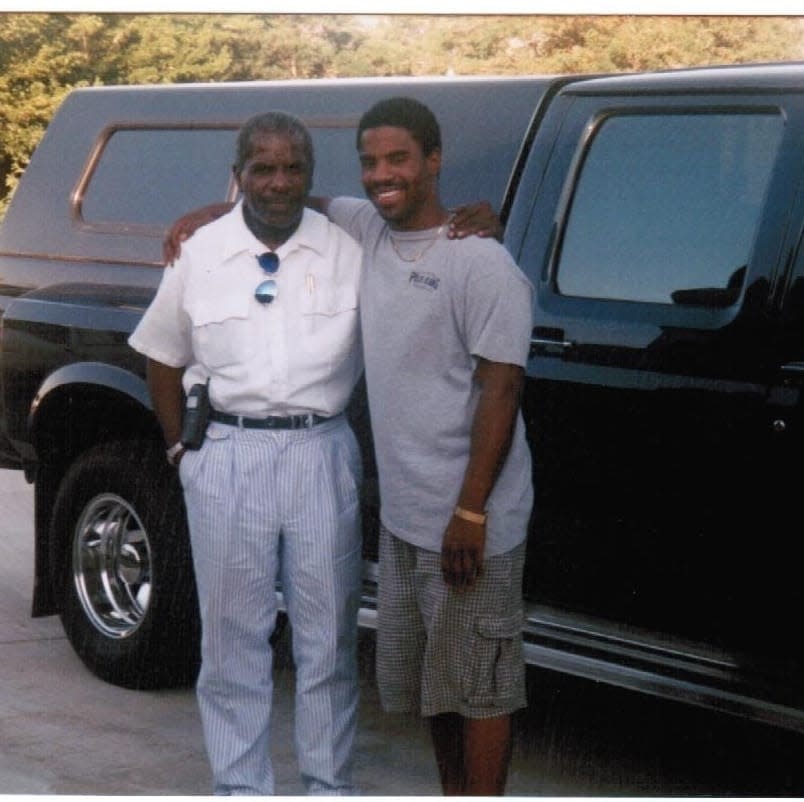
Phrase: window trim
[{"left": 70, "top": 122, "right": 243, "bottom": 237}]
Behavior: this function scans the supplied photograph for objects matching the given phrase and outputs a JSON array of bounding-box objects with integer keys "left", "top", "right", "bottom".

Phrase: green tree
[{"left": 2, "top": 13, "right": 804, "bottom": 216}]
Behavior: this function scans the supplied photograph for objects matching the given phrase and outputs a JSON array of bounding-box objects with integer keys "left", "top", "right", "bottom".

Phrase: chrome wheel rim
[{"left": 72, "top": 493, "right": 152, "bottom": 639}]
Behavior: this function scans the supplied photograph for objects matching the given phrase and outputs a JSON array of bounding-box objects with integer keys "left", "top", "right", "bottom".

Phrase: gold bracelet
[{"left": 454, "top": 506, "right": 487, "bottom": 525}]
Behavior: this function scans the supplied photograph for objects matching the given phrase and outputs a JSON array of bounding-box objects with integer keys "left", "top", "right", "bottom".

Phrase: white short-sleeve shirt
[{"left": 129, "top": 202, "right": 364, "bottom": 418}]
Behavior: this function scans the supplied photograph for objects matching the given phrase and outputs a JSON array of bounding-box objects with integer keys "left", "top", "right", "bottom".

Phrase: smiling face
[
  {"left": 235, "top": 130, "right": 312, "bottom": 243},
  {"left": 358, "top": 125, "right": 443, "bottom": 231}
]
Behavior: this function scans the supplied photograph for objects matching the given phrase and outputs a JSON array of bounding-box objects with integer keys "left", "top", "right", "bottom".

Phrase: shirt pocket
[
  {"left": 300, "top": 282, "right": 358, "bottom": 317},
  {"left": 188, "top": 294, "right": 256, "bottom": 370},
  {"left": 299, "top": 282, "right": 359, "bottom": 364}
]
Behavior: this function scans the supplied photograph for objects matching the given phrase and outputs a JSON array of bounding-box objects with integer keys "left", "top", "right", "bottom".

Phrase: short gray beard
[{"left": 242, "top": 202, "right": 302, "bottom": 248}]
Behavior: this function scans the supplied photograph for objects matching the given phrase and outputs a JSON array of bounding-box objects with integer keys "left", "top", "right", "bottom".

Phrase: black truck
[{"left": 2, "top": 64, "right": 804, "bottom": 733}]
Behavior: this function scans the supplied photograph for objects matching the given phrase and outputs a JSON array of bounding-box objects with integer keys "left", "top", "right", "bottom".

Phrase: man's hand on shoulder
[
  {"left": 447, "top": 201, "right": 503, "bottom": 242},
  {"left": 162, "top": 202, "right": 234, "bottom": 265}
]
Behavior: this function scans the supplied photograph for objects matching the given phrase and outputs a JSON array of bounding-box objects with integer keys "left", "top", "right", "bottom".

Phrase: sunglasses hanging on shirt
[{"left": 255, "top": 252, "right": 279, "bottom": 305}]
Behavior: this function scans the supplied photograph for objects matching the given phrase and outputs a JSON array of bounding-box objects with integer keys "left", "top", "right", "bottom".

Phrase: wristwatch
[{"left": 166, "top": 441, "right": 185, "bottom": 466}]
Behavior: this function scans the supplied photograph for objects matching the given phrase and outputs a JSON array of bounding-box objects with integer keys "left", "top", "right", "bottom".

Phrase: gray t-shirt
[{"left": 330, "top": 197, "right": 534, "bottom": 557}]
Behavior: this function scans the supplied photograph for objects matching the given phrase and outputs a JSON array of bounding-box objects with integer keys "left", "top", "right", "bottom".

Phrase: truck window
[
  {"left": 77, "top": 125, "right": 364, "bottom": 231},
  {"left": 555, "top": 111, "right": 784, "bottom": 306},
  {"left": 79, "top": 127, "right": 238, "bottom": 228}
]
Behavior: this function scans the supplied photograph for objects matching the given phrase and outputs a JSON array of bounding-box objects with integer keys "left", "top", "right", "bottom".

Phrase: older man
[{"left": 129, "top": 111, "right": 364, "bottom": 795}]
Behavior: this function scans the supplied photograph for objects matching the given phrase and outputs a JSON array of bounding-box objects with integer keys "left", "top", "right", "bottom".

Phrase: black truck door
[{"left": 513, "top": 91, "right": 804, "bottom": 659}]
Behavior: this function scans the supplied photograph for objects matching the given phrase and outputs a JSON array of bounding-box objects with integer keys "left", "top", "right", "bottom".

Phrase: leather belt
[{"left": 209, "top": 409, "right": 332, "bottom": 430}]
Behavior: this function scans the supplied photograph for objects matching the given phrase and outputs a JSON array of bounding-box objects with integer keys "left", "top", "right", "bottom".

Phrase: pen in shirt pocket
[{"left": 306, "top": 274, "right": 315, "bottom": 294}]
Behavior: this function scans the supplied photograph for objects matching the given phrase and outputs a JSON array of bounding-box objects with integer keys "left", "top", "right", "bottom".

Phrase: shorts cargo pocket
[{"left": 461, "top": 614, "right": 524, "bottom": 708}]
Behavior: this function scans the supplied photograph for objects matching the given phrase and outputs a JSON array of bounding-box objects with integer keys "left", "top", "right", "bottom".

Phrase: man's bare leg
[
  {"left": 430, "top": 712, "right": 464, "bottom": 795},
  {"left": 462, "top": 713, "right": 512, "bottom": 795},
  {"left": 430, "top": 712, "right": 512, "bottom": 795}
]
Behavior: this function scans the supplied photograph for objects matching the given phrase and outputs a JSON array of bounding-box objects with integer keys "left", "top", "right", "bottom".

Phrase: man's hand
[
  {"left": 441, "top": 513, "right": 486, "bottom": 591},
  {"left": 162, "top": 202, "right": 234, "bottom": 265},
  {"left": 447, "top": 201, "right": 502, "bottom": 241}
]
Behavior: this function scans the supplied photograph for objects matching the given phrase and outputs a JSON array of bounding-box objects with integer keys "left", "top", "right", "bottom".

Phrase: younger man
[{"left": 325, "top": 98, "right": 533, "bottom": 795}]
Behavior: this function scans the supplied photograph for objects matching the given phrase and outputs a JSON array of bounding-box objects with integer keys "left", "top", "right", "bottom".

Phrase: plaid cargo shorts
[{"left": 376, "top": 525, "right": 527, "bottom": 719}]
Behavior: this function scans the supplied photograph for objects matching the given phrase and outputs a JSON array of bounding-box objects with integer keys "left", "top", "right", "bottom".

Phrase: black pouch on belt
[{"left": 181, "top": 380, "right": 210, "bottom": 450}]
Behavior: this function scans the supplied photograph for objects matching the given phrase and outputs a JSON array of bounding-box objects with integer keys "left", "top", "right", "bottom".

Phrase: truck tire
[{"left": 53, "top": 440, "right": 201, "bottom": 689}]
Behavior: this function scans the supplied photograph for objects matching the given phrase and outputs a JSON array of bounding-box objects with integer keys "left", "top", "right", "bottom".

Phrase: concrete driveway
[
  {"left": 0, "top": 468, "right": 541, "bottom": 796},
  {"left": 6, "top": 466, "right": 804, "bottom": 797},
  {"left": 0, "top": 468, "right": 439, "bottom": 795}
]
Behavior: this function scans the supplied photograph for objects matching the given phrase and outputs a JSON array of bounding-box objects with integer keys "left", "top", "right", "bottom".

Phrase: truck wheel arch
[
  {"left": 27, "top": 362, "right": 162, "bottom": 619},
  {"left": 29, "top": 361, "right": 152, "bottom": 434}
]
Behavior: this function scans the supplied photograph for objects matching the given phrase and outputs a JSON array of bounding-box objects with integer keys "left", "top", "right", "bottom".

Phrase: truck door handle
[{"left": 530, "top": 328, "right": 574, "bottom": 357}]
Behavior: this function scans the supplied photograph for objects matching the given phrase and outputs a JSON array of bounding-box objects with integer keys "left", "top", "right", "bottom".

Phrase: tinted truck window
[
  {"left": 78, "top": 125, "right": 365, "bottom": 231},
  {"left": 556, "top": 111, "right": 784, "bottom": 305},
  {"left": 80, "top": 128, "right": 238, "bottom": 228}
]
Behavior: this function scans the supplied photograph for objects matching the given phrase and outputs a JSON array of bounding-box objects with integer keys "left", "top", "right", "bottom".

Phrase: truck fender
[{"left": 29, "top": 361, "right": 152, "bottom": 432}]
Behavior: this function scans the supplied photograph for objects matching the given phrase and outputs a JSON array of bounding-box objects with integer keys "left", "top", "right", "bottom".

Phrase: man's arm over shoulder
[
  {"left": 448, "top": 201, "right": 503, "bottom": 241},
  {"left": 163, "top": 196, "right": 500, "bottom": 262},
  {"left": 163, "top": 202, "right": 234, "bottom": 264}
]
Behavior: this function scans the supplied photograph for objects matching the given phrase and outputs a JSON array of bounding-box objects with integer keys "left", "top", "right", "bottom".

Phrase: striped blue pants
[{"left": 179, "top": 417, "right": 363, "bottom": 795}]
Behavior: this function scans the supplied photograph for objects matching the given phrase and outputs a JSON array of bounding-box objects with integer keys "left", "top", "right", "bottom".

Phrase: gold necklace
[{"left": 389, "top": 218, "right": 449, "bottom": 263}]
